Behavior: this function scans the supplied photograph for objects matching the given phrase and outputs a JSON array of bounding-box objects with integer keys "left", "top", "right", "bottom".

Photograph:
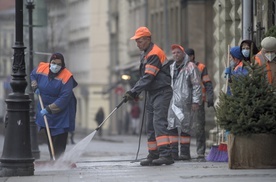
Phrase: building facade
[
  {"left": 0, "top": 1, "right": 14, "bottom": 121},
  {"left": 0, "top": 0, "right": 275, "bottom": 136},
  {"left": 110, "top": 0, "right": 276, "bottom": 134}
]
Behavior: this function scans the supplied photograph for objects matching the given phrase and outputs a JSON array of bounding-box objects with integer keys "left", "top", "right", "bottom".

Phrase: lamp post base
[{"left": 0, "top": 159, "right": 34, "bottom": 177}]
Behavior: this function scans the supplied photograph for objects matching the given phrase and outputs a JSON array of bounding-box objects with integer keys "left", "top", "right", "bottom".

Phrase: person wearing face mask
[
  {"left": 31, "top": 52, "right": 78, "bottom": 160},
  {"left": 239, "top": 40, "right": 259, "bottom": 62},
  {"left": 225, "top": 46, "right": 249, "bottom": 95},
  {"left": 231, "top": 46, "right": 248, "bottom": 73},
  {"left": 255, "top": 36, "right": 276, "bottom": 86}
]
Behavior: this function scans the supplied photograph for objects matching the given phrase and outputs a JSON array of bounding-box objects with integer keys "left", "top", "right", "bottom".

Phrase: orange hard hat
[
  {"left": 171, "top": 44, "right": 185, "bottom": 52},
  {"left": 130, "top": 27, "right": 151, "bottom": 40}
]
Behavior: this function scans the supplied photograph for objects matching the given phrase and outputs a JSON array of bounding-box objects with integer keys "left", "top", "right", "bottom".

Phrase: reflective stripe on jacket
[
  {"left": 196, "top": 62, "right": 213, "bottom": 102},
  {"left": 131, "top": 43, "right": 172, "bottom": 94}
]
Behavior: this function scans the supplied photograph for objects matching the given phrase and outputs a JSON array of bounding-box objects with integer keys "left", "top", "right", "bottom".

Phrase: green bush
[
  {"left": 216, "top": 61, "right": 276, "bottom": 135},
  {"left": 264, "top": 26, "right": 276, "bottom": 38}
]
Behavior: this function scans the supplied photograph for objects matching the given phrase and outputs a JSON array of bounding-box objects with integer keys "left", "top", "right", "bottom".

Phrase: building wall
[
  {"left": 0, "top": 7, "right": 14, "bottom": 119},
  {"left": 68, "top": 0, "right": 110, "bottom": 131},
  {"left": 46, "top": 0, "right": 110, "bottom": 132},
  {"left": 212, "top": 0, "right": 273, "bottom": 102},
  {"left": 0, "top": 0, "right": 274, "bottom": 136}
]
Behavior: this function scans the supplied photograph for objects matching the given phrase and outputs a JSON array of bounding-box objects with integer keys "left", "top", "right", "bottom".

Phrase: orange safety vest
[
  {"left": 144, "top": 44, "right": 167, "bottom": 76},
  {"left": 36, "top": 62, "right": 73, "bottom": 84},
  {"left": 254, "top": 52, "right": 273, "bottom": 84},
  {"left": 196, "top": 62, "right": 211, "bottom": 102},
  {"left": 233, "top": 61, "right": 243, "bottom": 71}
]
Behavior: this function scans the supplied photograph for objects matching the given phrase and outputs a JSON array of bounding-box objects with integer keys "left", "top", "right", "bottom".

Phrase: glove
[
  {"left": 224, "top": 67, "right": 231, "bottom": 78},
  {"left": 40, "top": 108, "right": 48, "bottom": 116},
  {"left": 123, "top": 91, "right": 137, "bottom": 101},
  {"left": 34, "top": 88, "right": 40, "bottom": 95},
  {"left": 207, "top": 100, "right": 214, "bottom": 108}
]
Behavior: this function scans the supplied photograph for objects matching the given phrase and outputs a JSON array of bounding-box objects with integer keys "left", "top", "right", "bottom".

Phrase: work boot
[
  {"left": 179, "top": 154, "right": 191, "bottom": 160},
  {"left": 152, "top": 156, "right": 174, "bottom": 165},
  {"left": 171, "top": 153, "right": 179, "bottom": 160},
  {"left": 196, "top": 154, "right": 206, "bottom": 162},
  {"left": 140, "top": 154, "right": 158, "bottom": 166},
  {"left": 197, "top": 154, "right": 205, "bottom": 159}
]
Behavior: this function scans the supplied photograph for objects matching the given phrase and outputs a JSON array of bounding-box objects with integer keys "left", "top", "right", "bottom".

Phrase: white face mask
[
  {"left": 50, "top": 63, "right": 62, "bottom": 73},
  {"left": 265, "top": 53, "right": 276, "bottom": 62},
  {"left": 242, "top": 49, "right": 250, "bottom": 58}
]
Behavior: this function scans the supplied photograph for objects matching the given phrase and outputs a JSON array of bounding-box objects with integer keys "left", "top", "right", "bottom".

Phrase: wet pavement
[{"left": 0, "top": 131, "right": 276, "bottom": 182}]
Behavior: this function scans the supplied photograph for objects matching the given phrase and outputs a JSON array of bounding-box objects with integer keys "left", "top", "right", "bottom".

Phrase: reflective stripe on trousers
[{"left": 146, "top": 86, "right": 172, "bottom": 157}]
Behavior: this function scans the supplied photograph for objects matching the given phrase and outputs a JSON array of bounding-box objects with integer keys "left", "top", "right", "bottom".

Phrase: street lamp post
[
  {"left": 26, "top": 0, "right": 40, "bottom": 159},
  {"left": 0, "top": 0, "right": 34, "bottom": 177}
]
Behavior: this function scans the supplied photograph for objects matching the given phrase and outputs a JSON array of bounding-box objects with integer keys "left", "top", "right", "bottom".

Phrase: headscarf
[
  {"left": 48, "top": 52, "right": 66, "bottom": 79},
  {"left": 239, "top": 40, "right": 259, "bottom": 61}
]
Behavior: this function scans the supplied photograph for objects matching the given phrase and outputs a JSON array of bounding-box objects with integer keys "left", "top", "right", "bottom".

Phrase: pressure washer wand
[{"left": 95, "top": 98, "right": 127, "bottom": 131}]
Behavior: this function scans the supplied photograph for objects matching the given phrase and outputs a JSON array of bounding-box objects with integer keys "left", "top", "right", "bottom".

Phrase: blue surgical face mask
[
  {"left": 50, "top": 63, "right": 62, "bottom": 73},
  {"left": 230, "top": 60, "right": 236, "bottom": 68},
  {"left": 242, "top": 49, "right": 250, "bottom": 58}
]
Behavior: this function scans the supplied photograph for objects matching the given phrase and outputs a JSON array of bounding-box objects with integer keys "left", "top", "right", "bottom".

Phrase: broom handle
[
  {"left": 221, "top": 45, "right": 230, "bottom": 145},
  {"left": 221, "top": 129, "right": 224, "bottom": 143},
  {"left": 38, "top": 94, "right": 56, "bottom": 160},
  {"left": 224, "top": 45, "right": 230, "bottom": 94}
]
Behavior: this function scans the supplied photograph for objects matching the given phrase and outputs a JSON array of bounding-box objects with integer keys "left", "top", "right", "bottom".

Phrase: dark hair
[
  {"left": 185, "top": 48, "right": 195, "bottom": 56},
  {"left": 48, "top": 52, "right": 66, "bottom": 79},
  {"left": 50, "top": 52, "right": 65, "bottom": 68},
  {"left": 240, "top": 40, "right": 259, "bottom": 61}
]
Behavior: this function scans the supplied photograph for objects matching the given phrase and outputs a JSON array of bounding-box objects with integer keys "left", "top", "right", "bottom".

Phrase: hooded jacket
[
  {"left": 239, "top": 40, "right": 259, "bottom": 62},
  {"left": 167, "top": 55, "right": 202, "bottom": 133}
]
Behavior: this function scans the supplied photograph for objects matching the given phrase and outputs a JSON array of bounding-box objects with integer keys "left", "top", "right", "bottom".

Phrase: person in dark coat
[{"left": 95, "top": 107, "right": 105, "bottom": 136}]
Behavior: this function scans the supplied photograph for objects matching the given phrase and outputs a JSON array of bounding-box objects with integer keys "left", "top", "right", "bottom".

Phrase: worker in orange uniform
[
  {"left": 255, "top": 36, "right": 276, "bottom": 87},
  {"left": 185, "top": 48, "right": 214, "bottom": 160},
  {"left": 123, "top": 27, "right": 174, "bottom": 166}
]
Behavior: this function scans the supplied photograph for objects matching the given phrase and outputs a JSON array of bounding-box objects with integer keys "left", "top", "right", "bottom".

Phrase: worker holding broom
[
  {"left": 212, "top": 46, "right": 246, "bottom": 162},
  {"left": 225, "top": 46, "right": 249, "bottom": 94},
  {"left": 123, "top": 26, "right": 174, "bottom": 166},
  {"left": 31, "top": 52, "right": 78, "bottom": 160}
]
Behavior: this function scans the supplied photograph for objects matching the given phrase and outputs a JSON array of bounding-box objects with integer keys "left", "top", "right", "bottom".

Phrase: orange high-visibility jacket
[
  {"left": 195, "top": 62, "right": 213, "bottom": 102},
  {"left": 254, "top": 51, "right": 273, "bottom": 84}
]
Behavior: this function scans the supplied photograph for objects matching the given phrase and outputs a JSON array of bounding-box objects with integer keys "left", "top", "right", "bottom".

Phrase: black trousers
[{"left": 44, "top": 129, "right": 68, "bottom": 160}]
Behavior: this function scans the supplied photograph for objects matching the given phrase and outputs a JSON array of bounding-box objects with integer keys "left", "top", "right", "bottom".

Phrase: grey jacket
[{"left": 167, "top": 55, "right": 202, "bottom": 134}]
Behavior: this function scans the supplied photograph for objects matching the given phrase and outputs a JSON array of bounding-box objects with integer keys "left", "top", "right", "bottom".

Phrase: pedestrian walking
[
  {"left": 123, "top": 26, "right": 174, "bottom": 166},
  {"left": 130, "top": 102, "right": 141, "bottom": 135},
  {"left": 167, "top": 45, "right": 202, "bottom": 161},
  {"left": 185, "top": 48, "right": 214, "bottom": 159},
  {"left": 31, "top": 52, "right": 78, "bottom": 160},
  {"left": 95, "top": 107, "right": 105, "bottom": 136},
  {"left": 255, "top": 36, "right": 276, "bottom": 86}
]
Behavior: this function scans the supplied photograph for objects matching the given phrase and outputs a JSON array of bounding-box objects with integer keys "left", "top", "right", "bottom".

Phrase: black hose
[{"left": 133, "top": 92, "right": 147, "bottom": 161}]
